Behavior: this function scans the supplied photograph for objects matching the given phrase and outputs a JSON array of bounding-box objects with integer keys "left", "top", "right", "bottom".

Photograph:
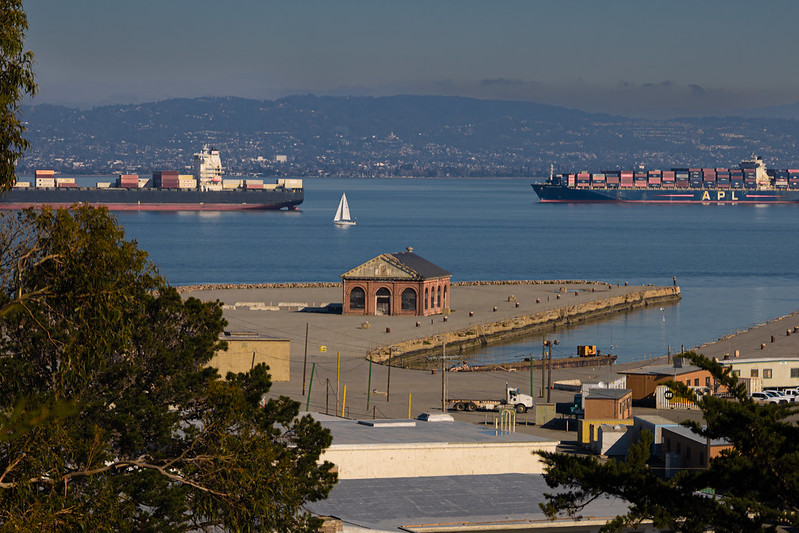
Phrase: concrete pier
[{"left": 184, "top": 281, "right": 680, "bottom": 425}]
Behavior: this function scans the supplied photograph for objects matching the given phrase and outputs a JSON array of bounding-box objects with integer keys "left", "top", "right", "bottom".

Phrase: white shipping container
[
  {"left": 245, "top": 179, "right": 264, "bottom": 186},
  {"left": 13, "top": 181, "right": 31, "bottom": 188},
  {"left": 96, "top": 182, "right": 111, "bottom": 188},
  {"left": 222, "top": 179, "right": 242, "bottom": 189},
  {"left": 262, "top": 184, "right": 278, "bottom": 190},
  {"left": 36, "top": 178, "right": 56, "bottom": 188},
  {"left": 56, "top": 177, "right": 76, "bottom": 185},
  {"left": 179, "top": 177, "right": 197, "bottom": 189},
  {"left": 277, "top": 178, "right": 303, "bottom": 189},
  {"left": 138, "top": 178, "right": 150, "bottom": 188}
]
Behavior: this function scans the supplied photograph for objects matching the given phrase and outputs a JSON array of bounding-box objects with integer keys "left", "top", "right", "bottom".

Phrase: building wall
[
  {"left": 207, "top": 338, "right": 290, "bottom": 381},
  {"left": 662, "top": 428, "right": 733, "bottom": 470},
  {"left": 577, "top": 419, "right": 633, "bottom": 445},
  {"left": 342, "top": 277, "right": 450, "bottom": 317},
  {"left": 584, "top": 393, "right": 632, "bottom": 420},
  {"left": 321, "top": 441, "right": 558, "bottom": 479},
  {"left": 625, "top": 369, "right": 713, "bottom": 401},
  {"left": 723, "top": 359, "right": 799, "bottom": 388}
]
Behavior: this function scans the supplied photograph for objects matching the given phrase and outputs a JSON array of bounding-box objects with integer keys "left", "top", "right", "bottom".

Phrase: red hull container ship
[
  {"left": 532, "top": 157, "right": 799, "bottom": 204},
  {"left": 3, "top": 148, "right": 303, "bottom": 211}
]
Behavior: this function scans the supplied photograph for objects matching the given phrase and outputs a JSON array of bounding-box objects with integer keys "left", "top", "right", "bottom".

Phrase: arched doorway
[{"left": 376, "top": 287, "right": 391, "bottom": 315}]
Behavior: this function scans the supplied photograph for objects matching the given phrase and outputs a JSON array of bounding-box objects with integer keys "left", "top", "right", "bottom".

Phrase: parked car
[
  {"left": 751, "top": 391, "right": 787, "bottom": 404},
  {"left": 781, "top": 389, "right": 799, "bottom": 401},
  {"left": 764, "top": 390, "right": 795, "bottom": 402}
]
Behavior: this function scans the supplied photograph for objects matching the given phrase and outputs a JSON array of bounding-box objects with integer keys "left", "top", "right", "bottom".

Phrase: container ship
[
  {"left": 532, "top": 157, "right": 799, "bottom": 204},
  {"left": 1, "top": 147, "right": 303, "bottom": 211}
]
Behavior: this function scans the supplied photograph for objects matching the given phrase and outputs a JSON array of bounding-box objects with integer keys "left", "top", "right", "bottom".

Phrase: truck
[{"left": 447, "top": 383, "right": 535, "bottom": 413}]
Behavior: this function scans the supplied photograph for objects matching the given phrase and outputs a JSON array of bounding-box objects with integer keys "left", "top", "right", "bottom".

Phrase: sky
[{"left": 23, "top": 0, "right": 799, "bottom": 118}]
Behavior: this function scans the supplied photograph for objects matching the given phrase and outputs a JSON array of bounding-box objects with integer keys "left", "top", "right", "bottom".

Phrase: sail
[{"left": 334, "top": 193, "right": 355, "bottom": 225}]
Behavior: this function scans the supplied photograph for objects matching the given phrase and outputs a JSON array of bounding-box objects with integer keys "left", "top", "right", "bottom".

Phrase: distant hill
[
  {"left": 741, "top": 101, "right": 799, "bottom": 120},
  {"left": 18, "top": 95, "right": 799, "bottom": 177}
]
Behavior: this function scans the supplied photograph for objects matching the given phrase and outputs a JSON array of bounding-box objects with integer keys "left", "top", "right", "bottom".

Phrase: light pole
[{"left": 543, "top": 339, "right": 559, "bottom": 403}]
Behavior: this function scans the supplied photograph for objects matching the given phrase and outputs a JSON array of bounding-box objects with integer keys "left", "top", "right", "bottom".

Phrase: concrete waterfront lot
[{"left": 184, "top": 282, "right": 677, "bottom": 426}]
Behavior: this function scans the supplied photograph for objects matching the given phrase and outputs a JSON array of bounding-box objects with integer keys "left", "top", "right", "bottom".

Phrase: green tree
[
  {"left": 0, "top": 206, "right": 336, "bottom": 531},
  {"left": 0, "top": 0, "right": 36, "bottom": 191},
  {"left": 540, "top": 351, "right": 799, "bottom": 532}
]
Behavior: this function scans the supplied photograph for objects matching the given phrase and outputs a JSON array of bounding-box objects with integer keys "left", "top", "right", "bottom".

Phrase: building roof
[
  {"left": 316, "top": 415, "right": 556, "bottom": 447},
  {"left": 619, "top": 363, "right": 704, "bottom": 377},
  {"left": 341, "top": 248, "right": 451, "bottom": 281},
  {"left": 307, "top": 473, "right": 634, "bottom": 532},
  {"left": 663, "top": 425, "right": 731, "bottom": 447},
  {"left": 585, "top": 388, "right": 631, "bottom": 401}
]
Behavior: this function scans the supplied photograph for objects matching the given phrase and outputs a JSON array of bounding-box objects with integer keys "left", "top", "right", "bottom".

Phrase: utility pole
[
  {"left": 441, "top": 342, "right": 447, "bottom": 413},
  {"left": 540, "top": 340, "right": 546, "bottom": 398},
  {"left": 547, "top": 339, "right": 558, "bottom": 403},
  {"left": 386, "top": 348, "right": 392, "bottom": 402},
  {"left": 302, "top": 323, "right": 309, "bottom": 395}
]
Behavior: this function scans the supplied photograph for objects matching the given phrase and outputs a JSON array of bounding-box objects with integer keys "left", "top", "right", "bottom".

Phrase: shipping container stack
[
  {"left": 605, "top": 171, "right": 620, "bottom": 188},
  {"left": 620, "top": 171, "right": 634, "bottom": 187},
  {"left": 661, "top": 170, "right": 675, "bottom": 188},
  {"left": 647, "top": 170, "right": 661, "bottom": 187},
  {"left": 744, "top": 169, "right": 757, "bottom": 189},
  {"left": 35, "top": 170, "right": 56, "bottom": 188},
  {"left": 788, "top": 170, "right": 799, "bottom": 189},
  {"left": 591, "top": 173, "right": 605, "bottom": 188},
  {"left": 716, "top": 168, "right": 730, "bottom": 189},
  {"left": 633, "top": 172, "right": 647, "bottom": 188},
  {"left": 702, "top": 168, "right": 716, "bottom": 189},
  {"left": 576, "top": 172, "right": 591, "bottom": 188},
  {"left": 730, "top": 169, "right": 744, "bottom": 189},
  {"left": 151, "top": 171, "right": 179, "bottom": 189},
  {"left": 118, "top": 174, "right": 140, "bottom": 189},
  {"left": 774, "top": 169, "right": 789, "bottom": 189}
]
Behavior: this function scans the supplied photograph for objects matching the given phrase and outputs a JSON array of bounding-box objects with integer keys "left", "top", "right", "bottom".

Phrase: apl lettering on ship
[
  {"left": 2, "top": 146, "right": 303, "bottom": 211},
  {"left": 532, "top": 157, "right": 799, "bottom": 204}
]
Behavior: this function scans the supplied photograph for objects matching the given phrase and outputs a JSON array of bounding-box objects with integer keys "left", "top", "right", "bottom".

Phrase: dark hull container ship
[
  {"left": 3, "top": 147, "right": 303, "bottom": 211},
  {"left": 532, "top": 157, "right": 799, "bottom": 204}
]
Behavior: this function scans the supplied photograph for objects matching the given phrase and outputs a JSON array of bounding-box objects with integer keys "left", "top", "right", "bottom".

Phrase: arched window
[
  {"left": 437, "top": 286, "right": 441, "bottom": 308},
  {"left": 444, "top": 285, "right": 448, "bottom": 308},
  {"left": 424, "top": 288, "right": 429, "bottom": 310},
  {"left": 349, "top": 287, "right": 365, "bottom": 309},
  {"left": 401, "top": 288, "right": 417, "bottom": 311}
]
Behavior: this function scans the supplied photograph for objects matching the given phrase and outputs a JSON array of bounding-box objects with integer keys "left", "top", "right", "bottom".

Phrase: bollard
[
  {"left": 386, "top": 327, "right": 391, "bottom": 333},
  {"left": 771, "top": 335, "right": 775, "bottom": 343},
  {"left": 574, "top": 291, "right": 578, "bottom": 296}
]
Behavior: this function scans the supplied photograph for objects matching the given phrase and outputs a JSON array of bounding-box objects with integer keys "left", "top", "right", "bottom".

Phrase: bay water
[{"left": 109, "top": 177, "right": 799, "bottom": 365}]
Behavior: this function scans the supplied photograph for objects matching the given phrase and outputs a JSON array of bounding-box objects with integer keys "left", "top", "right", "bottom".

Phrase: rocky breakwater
[{"left": 368, "top": 285, "right": 681, "bottom": 368}]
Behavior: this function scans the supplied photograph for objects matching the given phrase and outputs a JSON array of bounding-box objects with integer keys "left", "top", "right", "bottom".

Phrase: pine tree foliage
[
  {"left": 539, "top": 351, "right": 799, "bottom": 532},
  {"left": 0, "top": 0, "right": 36, "bottom": 191},
  {"left": 0, "top": 206, "right": 336, "bottom": 532}
]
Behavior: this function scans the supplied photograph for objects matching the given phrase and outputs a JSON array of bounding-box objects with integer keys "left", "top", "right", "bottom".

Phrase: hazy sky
[{"left": 24, "top": 0, "right": 799, "bottom": 117}]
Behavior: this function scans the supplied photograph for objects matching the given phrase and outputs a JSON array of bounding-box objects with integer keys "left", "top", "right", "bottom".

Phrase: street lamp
[{"left": 543, "top": 339, "right": 559, "bottom": 403}]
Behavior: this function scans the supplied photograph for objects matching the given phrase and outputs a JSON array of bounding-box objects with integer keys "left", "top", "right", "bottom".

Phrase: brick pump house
[{"left": 341, "top": 248, "right": 451, "bottom": 316}]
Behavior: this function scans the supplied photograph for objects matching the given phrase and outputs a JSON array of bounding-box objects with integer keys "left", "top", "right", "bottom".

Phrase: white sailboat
[{"left": 333, "top": 193, "right": 356, "bottom": 226}]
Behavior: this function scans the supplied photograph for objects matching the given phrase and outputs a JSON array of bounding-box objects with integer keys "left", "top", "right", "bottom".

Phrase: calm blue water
[{"left": 106, "top": 177, "right": 799, "bottom": 364}]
